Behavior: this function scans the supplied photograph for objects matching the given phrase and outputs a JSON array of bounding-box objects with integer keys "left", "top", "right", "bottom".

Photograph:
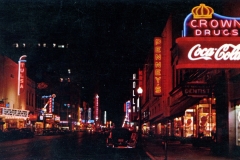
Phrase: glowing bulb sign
[{"left": 176, "top": 4, "right": 240, "bottom": 69}]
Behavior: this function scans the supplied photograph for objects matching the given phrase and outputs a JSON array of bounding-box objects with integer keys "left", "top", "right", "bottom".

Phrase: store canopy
[{"left": 170, "top": 96, "right": 200, "bottom": 118}]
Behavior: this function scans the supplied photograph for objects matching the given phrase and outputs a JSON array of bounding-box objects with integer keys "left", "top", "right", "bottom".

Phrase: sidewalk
[{"left": 143, "top": 137, "right": 239, "bottom": 160}]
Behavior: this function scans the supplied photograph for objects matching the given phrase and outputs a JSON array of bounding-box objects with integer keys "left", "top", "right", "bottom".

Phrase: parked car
[
  {"left": 4, "top": 128, "right": 21, "bottom": 140},
  {"left": 0, "top": 130, "right": 7, "bottom": 141},
  {"left": 106, "top": 128, "right": 137, "bottom": 148},
  {"left": 42, "top": 128, "right": 54, "bottom": 135},
  {"left": 20, "top": 128, "right": 34, "bottom": 138}
]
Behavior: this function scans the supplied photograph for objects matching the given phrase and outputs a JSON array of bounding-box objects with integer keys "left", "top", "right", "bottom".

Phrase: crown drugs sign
[
  {"left": 176, "top": 3, "right": 240, "bottom": 69},
  {"left": 183, "top": 3, "right": 240, "bottom": 37}
]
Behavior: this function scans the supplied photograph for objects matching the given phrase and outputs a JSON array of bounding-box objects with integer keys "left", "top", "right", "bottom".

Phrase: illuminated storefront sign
[
  {"left": 176, "top": 37, "right": 240, "bottom": 68},
  {"left": 18, "top": 55, "right": 27, "bottom": 95},
  {"left": 94, "top": 94, "right": 99, "bottom": 121},
  {"left": 125, "top": 101, "right": 131, "bottom": 121},
  {"left": 49, "top": 98, "right": 52, "bottom": 113},
  {"left": 154, "top": 37, "right": 162, "bottom": 96},
  {"left": 1, "top": 108, "right": 29, "bottom": 118},
  {"left": 29, "top": 114, "right": 37, "bottom": 121},
  {"left": 183, "top": 3, "right": 240, "bottom": 37},
  {"left": 88, "top": 108, "right": 91, "bottom": 120},
  {"left": 54, "top": 116, "right": 60, "bottom": 122},
  {"left": 176, "top": 4, "right": 240, "bottom": 69},
  {"left": 45, "top": 113, "right": 53, "bottom": 118},
  {"left": 183, "top": 84, "right": 212, "bottom": 97}
]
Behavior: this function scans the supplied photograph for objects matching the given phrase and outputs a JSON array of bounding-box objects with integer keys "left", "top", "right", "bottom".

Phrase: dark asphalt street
[{"left": 0, "top": 131, "right": 150, "bottom": 160}]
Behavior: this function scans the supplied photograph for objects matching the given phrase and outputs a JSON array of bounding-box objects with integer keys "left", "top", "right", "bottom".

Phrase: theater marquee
[{"left": 176, "top": 3, "right": 240, "bottom": 69}]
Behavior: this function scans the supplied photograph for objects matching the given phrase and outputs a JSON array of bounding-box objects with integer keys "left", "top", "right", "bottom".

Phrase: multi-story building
[
  {"left": 0, "top": 55, "right": 35, "bottom": 130},
  {"left": 139, "top": 1, "right": 240, "bottom": 156}
]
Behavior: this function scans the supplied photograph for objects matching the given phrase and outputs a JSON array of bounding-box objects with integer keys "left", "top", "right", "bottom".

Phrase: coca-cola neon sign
[
  {"left": 176, "top": 4, "right": 240, "bottom": 69},
  {"left": 176, "top": 37, "right": 240, "bottom": 69},
  {"left": 188, "top": 44, "right": 240, "bottom": 61},
  {"left": 183, "top": 3, "right": 240, "bottom": 37}
]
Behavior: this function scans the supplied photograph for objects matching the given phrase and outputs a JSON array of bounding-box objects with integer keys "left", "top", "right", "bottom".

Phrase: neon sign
[
  {"left": 176, "top": 4, "right": 240, "bottom": 69},
  {"left": 94, "top": 94, "right": 99, "bottom": 120},
  {"left": 18, "top": 55, "right": 27, "bottom": 95},
  {"left": 176, "top": 37, "right": 240, "bottom": 68},
  {"left": 188, "top": 44, "right": 240, "bottom": 61},
  {"left": 154, "top": 37, "right": 162, "bottom": 96},
  {"left": 183, "top": 3, "right": 240, "bottom": 37}
]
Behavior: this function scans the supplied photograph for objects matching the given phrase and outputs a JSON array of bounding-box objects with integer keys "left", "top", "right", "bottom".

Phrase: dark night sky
[{"left": 0, "top": 0, "right": 223, "bottom": 126}]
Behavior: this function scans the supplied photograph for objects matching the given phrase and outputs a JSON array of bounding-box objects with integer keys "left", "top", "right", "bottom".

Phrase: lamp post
[{"left": 137, "top": 87, "right": 143, "bottom": 146}]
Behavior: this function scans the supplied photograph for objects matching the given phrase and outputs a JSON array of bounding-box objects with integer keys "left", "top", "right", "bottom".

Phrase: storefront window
[
  {"left": 236, "top": 105, "right": 240, "bottom": 146},
  {"left": 197, "top": 98, "right": 216, "bottom": 138},
  {"left": 174, "top": 117, "right": 182, "bottom": 137},
  {"left": 183, "top": 109, "right": 194, "bottom": 137}
]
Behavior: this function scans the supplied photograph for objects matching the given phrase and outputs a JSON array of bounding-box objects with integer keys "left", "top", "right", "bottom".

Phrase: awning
[
  {"left": 170, "top": 96, "right": 200, "bottom": 118},
  {"left": 151, "top": 114, "right": 166, "bottom": 123}
]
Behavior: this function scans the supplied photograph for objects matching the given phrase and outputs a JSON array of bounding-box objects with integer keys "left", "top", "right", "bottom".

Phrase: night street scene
[{"left": 1, "top": 0, "right": 240, "bottom": 160}]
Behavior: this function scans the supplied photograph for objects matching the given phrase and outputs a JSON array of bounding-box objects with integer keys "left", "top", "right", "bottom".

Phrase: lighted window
[
  {"left": 67, "top": 78, "right": 70, "bottom": 82},
  {"left": 43, "top": 43, "right": 46, "bottom": 47},
  {"left": 68, "top": 69, "right": 71, "bottom": 74},
  {"left": 53, "top": 43, "right": 56, "bottom": 48},
  {"left": 60, "top": 78, "right": 63, "bottom": 82}
]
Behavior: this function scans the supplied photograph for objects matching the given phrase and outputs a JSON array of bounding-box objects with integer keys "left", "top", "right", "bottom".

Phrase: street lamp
[{"left": 137, "top": 87, "right": 143, "bottom": 145}]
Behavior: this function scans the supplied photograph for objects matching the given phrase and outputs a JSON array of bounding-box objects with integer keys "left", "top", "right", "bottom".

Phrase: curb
[{"left": 145, "top": 151, "right": 157, "bottom": 160}]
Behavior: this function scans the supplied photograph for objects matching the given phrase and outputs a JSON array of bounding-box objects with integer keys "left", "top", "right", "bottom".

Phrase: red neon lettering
[
  {"left": 212, "top": 30, "right": 221, "bottom": 36},
  {"left": 222, "top": 29, "right": 230, "bottom": 36},
  {"left": 204, "top": 29, "right": 211, "bottom": 36},
  {"left": 231, "top": 29, "right": 238, "bottom": 36},
  {"left": 209, "top": 20, "right": 218, "bottom": 28},
  {"left": 219, "top": 20, "right": 232, "bottom": 28},
  {"left": 190, "top": 20, "right": 198, "bottom": 28},
  {"left": 20, "top": 84, "right": 24, "bottom": 88},
  {"left": 233, "top": 20, "right": 240, "bottom": 28},
  {"left": 199, "top": 19, "right": 208, "bottom": 28},
  {"left": 20, "top": 62, "right": 24, "bottom": 68},
  {"left": 194, "top": 29, "right": 202, "bottom": 36}
]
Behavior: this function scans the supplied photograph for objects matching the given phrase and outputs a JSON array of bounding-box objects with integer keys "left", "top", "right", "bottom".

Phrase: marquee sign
[
  {"left": 176, "top": 4, "right": 240, "bottom": 69},
  {"left": 1, "top": 108, "right": 29, "bottom": 118}
]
